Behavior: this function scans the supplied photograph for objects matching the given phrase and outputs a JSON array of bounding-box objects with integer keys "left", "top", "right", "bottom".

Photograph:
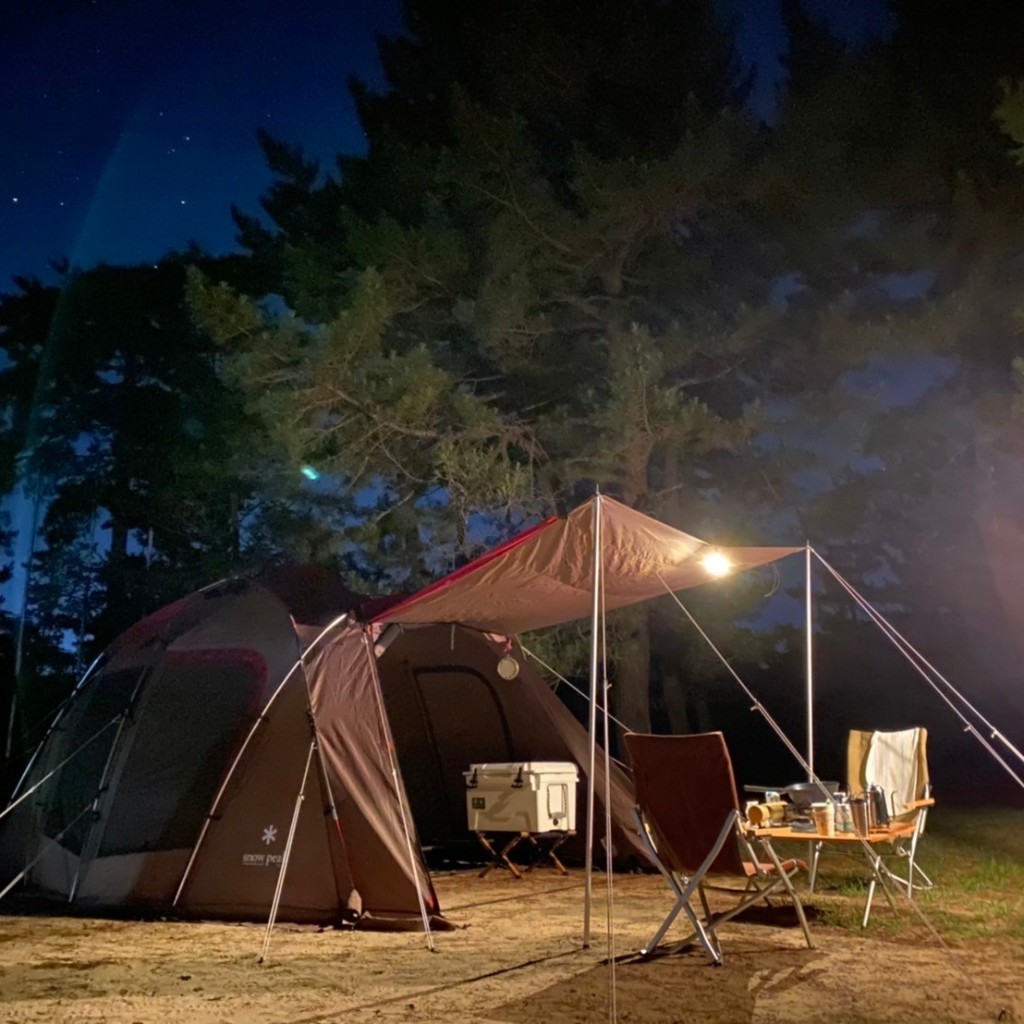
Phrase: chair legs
[
  {"left": 639, "top": 874, "right": 724, "bottom": 965},
  {"left": 632, "top": 808, "right": 814, "bottom": 965}
]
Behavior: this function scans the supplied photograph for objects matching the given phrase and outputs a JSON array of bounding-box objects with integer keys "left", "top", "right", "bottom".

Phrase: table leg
[{"left": 808, "top": 840, "right": 822, "bottom": 893}]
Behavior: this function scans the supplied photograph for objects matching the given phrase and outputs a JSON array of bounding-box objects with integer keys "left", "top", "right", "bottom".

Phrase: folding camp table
[
  {"left": 747, "top": 821, "right": 917, "bottom": 928},
  {"left": 473, "top": 829, "right": 574, "bottom": 879}
]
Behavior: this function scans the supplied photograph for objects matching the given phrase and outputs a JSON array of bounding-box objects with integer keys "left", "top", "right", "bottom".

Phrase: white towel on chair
[{"left": 865, "top": 728, "right": 921, "bottom": 815}]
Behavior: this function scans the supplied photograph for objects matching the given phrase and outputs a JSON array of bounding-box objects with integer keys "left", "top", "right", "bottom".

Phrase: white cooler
[{"left": 464, "top": 761, "right": 579, "bottom": 833}]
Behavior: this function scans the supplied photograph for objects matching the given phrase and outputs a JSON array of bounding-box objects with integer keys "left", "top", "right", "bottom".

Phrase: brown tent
[{"left": 0, "top": 572, "right": 641, "bottom": 929}]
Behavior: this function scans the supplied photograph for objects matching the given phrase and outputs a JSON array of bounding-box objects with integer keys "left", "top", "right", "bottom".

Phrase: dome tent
[{"left": 0, "top": 570, "right": 641, "bottom": 929}]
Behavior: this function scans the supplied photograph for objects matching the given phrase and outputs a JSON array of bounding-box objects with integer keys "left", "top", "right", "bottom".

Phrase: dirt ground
[{"left": 0, "top": 869, "right": 1020, "bottom": 1024}]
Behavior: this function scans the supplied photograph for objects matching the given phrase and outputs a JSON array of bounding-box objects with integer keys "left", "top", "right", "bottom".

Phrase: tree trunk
[
  {"left": 659, "top": 668, "right": 692, "bottom": 736},
  {"left": 609, "top": 451, "right": 655, "bottom": 742},
  {"left": 610, "top": 603, "right": 652, "bottom": 744}
]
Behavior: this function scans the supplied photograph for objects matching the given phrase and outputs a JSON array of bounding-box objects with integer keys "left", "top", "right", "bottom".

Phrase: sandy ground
[{"left": 0, "top": 870, "right": 1020, "bottom": 1024}]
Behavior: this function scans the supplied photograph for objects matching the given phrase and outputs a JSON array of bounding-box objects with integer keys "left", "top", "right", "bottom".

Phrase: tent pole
[
  {"left": 362, "top": 629, "right": 436, "bottom": 951},
  {"left": 260, "top": 739, "right": 315, "bottom": 965},
  {"left": 583, "top": 490, "right": 602, "bottom": 949},
  {"left": 805, "top": 543, "right": 814, "bottom": 782},
  {"left": 173, "top": 614, "right": 349, "bottom": 908}
]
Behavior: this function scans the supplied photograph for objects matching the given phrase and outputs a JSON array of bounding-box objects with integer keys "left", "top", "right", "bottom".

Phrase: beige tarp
[{"left": 379, "top": 495, "right": 801, "bottom": 633}]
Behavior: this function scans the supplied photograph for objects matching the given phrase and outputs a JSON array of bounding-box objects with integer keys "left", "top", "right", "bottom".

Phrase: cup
[
  {"left": 810, "top": 801, "right": 835, "bottom": 837},
  {"left": 850, "top": 796, "right": 870, "bottom": 836},
  {"left": 747, "top": 801, "right": 786, "bottom": 827}
]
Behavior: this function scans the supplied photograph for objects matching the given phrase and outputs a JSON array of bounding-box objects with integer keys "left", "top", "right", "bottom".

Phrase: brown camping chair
[
  {"left": 624, "top": 731, "right": 813, "bottom": 965},
  {"left": 847, "top": 727, "right": 934, "bottom": 904}
]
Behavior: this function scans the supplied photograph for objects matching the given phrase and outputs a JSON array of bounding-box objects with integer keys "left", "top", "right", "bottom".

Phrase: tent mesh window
[
  {"left": 97, "top": 651, "right": 266, "bottom": 856},
  {"left": 41, "top": 669, "right": 140, "bottom": 856}
]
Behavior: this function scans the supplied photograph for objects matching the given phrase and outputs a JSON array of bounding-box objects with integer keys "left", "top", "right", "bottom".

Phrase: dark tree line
[{"left": 4, "top": 0, "right": 1024, "bottom": 789}]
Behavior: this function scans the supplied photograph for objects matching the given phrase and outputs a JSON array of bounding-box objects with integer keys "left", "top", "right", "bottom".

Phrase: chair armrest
[{"left": 904, "top": 798, "right": 935, "bottom": 810}]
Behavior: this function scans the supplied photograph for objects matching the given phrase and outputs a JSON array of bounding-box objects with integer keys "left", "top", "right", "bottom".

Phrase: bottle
[{"left": 834, "top": 793, "right": 853, "bottom": 834}]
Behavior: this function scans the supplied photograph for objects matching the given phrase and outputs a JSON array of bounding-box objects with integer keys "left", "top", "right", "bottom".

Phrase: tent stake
[{"left": 260, "top": 740, "right": 315, "bottom": 964}]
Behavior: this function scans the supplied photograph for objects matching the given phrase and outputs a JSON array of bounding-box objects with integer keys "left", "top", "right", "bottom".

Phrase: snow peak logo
[{"left": 242, "top": 824, "right": 284, "bottom": 868}]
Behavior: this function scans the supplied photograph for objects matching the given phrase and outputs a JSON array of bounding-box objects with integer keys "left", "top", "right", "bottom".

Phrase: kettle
[{"left": 866, "top": 784, "right": 890, "bottom": 827}]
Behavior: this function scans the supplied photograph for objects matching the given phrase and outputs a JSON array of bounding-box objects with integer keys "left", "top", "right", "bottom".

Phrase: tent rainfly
[{"left": 0, "top": 568, "right": 643, "bottom": 929}]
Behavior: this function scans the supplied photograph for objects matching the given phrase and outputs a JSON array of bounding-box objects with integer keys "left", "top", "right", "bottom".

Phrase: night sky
[
  {"left": 0, "top": 0, "right": 402, "bottom": 288},
  {"left": 0, "top": 1, "right": 890, "bottom": 292}
]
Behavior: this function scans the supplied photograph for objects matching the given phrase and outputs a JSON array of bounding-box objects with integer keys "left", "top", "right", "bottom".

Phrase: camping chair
[
  {"left": 624, "top": 731, "right": 813, "bottom": 966},
  {"left": 847, "top": 727, "right": 935, "bottom": 899}
]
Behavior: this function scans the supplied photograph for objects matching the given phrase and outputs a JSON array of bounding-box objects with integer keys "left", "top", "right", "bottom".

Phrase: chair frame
[
  {"left": 813, "top": 726, "right": 936, "bottom": 925},
  {"left": 632, "top": 805, "right": 813, "bottom": 965}
]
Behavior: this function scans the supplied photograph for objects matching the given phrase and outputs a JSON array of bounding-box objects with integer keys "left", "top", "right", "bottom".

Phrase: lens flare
[{"left": 701, "top": 550, "right": 732, "bottom": 578}]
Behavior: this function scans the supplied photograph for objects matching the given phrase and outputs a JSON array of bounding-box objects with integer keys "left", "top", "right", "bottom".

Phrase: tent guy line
[{"left": 0, "top": 714, "right": 119, "bottom": 826}]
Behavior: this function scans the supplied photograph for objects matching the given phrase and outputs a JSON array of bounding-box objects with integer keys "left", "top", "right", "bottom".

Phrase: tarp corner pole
[
  {"left": 583, "top": 489, "right": 602, "bottom": 949},
  {"left": 805, "top": 542, "right": 814, "bottom": 782}
]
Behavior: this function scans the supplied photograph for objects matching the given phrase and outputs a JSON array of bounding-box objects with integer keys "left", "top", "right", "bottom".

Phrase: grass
[{"left": 776, "top": 807, "right": 1024, "bottom": 944}]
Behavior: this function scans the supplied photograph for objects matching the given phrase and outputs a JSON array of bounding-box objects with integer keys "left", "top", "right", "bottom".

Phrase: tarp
[{"left": 378, "top": 495, "right": 801, "bottom": 634}]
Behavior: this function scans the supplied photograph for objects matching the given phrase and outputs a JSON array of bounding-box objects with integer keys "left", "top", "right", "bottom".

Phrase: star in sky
[
  {"left": 0, "top": 0, "right": 890, "bottom": 291},
  {"left": 0, "top": 0, "right": 403, "bottom": 288}
]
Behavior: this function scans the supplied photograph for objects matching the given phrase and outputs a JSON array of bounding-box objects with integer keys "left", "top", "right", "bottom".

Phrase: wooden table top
[{"left": 746, "top": 821, "right": 917, "bottom": 844}]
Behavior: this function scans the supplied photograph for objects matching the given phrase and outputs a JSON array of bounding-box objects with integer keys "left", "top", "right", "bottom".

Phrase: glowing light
[
  {"left": 300, "top": 465, "right": 320, "bottom": 481},
  {"left": 701, "top": 550, "right": 732, "bottom": 578}
]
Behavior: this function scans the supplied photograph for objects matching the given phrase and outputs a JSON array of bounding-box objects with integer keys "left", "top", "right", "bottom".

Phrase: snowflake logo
[{"left": 262, "top": 825, "right": 278, "bottom": 846}]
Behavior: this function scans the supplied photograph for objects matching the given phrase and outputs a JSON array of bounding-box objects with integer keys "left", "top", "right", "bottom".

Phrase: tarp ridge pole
[
  {"left": 259, "top": 739, "right": 316, "bottom": 964},
  {"left": 805, "top": 542, "right": 814, "bottom": 782},
  {"left": 306, "top": 706, "right": 350, "bottom": 919},
  {"left": 600, "top": 564, "right": 618, "bottom": 1023},
  {"left": 583, "top": 489, "right": 602, "bottom": 950}
]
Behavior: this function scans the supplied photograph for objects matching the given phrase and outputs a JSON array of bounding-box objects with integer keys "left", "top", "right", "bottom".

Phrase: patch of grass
[{"left": 775, "top": 808, "right": 1024, "bottom": 946}]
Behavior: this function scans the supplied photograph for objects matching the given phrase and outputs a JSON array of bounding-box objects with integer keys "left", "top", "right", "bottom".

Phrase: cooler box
[{"left": 464, "top": 762, "right": 579, "bottom": 833}]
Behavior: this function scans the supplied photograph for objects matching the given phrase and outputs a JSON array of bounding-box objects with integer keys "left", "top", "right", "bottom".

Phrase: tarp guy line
[
  {"left": 659, "top": 579, "right": 994, "bottom": 1011},
  {"left": 0, "top": 803, "right": 94, "bottom": 903},
  {"left": 519, "top": 644, "right": 632, "bottom": 771},
  {"left": 813, "top": 552, "right": 1024, "bottom": 790}
]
